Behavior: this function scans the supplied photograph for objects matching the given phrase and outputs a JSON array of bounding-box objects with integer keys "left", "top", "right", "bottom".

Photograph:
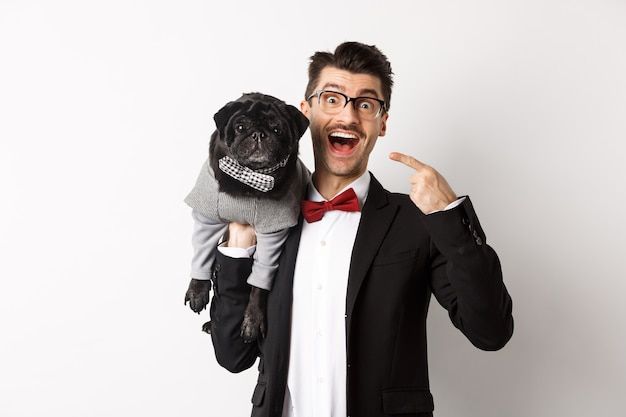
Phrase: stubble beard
[{"left": 312, "top": 122, "right": 370, "bottom": 177}]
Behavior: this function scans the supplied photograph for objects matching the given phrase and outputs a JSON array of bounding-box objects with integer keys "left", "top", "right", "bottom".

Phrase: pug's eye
[
  {"left": 273, "top": 127, "right": 283, "bottom": 135},
  {"left": 235, "top": 124, "right": 244, "bottom": 132}
]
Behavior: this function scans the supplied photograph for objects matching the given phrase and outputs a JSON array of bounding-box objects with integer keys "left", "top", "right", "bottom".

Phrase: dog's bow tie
[
  {"left": 218, "top": 156, "right": 288, "bottom": 192},
  {"left": 301, "top": 188, "right": 360, "bottom": 223}
]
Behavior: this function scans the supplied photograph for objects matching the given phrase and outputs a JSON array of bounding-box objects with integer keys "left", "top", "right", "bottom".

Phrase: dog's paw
[
  {"left": 240, "top": 309, "right": 265, "bottom": 343},
  {"left": 240, "top": 287, "right": 267, "bottom": 343},
  {"left": 184, "top": 278, "right": 211, "bottom": 313},
  {"left": 201, "top": 321, "right": 212, "bottom": 334}
]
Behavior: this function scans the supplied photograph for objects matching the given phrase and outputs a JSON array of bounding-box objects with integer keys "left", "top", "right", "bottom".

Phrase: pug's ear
[
  {"left": 286, "top": 105, "right": 310, "bottom": 139},
  {"left": 214, "top": 101, "right": 245, "bottom": 137}
]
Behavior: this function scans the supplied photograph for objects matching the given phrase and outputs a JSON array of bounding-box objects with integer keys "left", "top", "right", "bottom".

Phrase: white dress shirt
[{"left": 282, "top": 172, "right": 370, "bottom": 417}]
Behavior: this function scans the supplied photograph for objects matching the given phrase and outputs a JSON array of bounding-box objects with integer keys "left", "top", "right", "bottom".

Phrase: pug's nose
[{"left": 252, "top": 131, "right": 266, "bottom": 142}]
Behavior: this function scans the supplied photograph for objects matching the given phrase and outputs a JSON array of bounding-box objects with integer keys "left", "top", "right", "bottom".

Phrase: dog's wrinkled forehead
[
  {"left": 245, "top": 98, "right": 279, "bottom": 117},
  {"left": 215, "top": 94, "right": 283, "bottom": 129},
  {"left": 214, "top": 93, "right": 309, "bottom": 139}
]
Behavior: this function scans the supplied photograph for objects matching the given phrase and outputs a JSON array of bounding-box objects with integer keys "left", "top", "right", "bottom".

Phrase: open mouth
[{"left": 329, "top": 131, "right": 359, "bottom": 154}]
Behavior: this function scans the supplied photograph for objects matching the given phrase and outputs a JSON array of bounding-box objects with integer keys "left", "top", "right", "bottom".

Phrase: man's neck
[{"left": 311, "top": 170, "right": 366, "bottom": 200}]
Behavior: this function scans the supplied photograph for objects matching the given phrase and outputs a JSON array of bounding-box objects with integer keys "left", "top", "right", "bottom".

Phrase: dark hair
[{"left": 305, "top": 41, "right": 394, "bottom": 112}]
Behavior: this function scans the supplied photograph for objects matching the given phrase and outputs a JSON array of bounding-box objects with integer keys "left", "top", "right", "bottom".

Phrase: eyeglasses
[{"left": 307, "top": 90, "right": 387, "bottom": 120}]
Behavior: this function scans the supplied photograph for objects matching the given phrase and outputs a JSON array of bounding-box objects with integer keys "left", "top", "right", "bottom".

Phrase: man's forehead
[{"left": 316, "top": 67, "right": 383, "bottom": 98}]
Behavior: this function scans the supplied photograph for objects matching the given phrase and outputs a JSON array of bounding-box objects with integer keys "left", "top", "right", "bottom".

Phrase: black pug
[{"left": 184, "top": 93, "right": 310, "bottom": 342}]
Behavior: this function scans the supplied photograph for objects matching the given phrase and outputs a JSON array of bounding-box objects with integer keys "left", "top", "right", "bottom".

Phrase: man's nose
[{"left": 336, "top": 102, "right": 360, "bottom": 123}]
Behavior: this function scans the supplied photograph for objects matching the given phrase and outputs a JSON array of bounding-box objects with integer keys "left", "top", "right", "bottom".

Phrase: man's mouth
[{"left": 329, "top": 131, "right": 359, "bottom": 154}]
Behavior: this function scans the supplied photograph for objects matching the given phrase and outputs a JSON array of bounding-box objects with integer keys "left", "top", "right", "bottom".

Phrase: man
[{"left": 206, "top": 41, "right": 513, "bottom": 417}]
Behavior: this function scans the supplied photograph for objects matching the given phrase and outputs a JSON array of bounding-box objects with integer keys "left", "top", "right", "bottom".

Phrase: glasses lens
[
  {"left": 319, "top": 91, "right": 345, "bottom": 113},
  {"left": 354, "top": 98, "right": 379, "bottom": 117},
  {"left": 317, "top": 91, "right": 382, "bottom": 119}
]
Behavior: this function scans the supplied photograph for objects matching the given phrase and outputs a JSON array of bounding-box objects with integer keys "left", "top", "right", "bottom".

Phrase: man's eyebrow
[
  {"left": 357, "top": 88, "right": 382, "bottom": 98},
  {"left": 320, "top": 83, "right": 381, "bottom": 98},
  {"left": 320, "top": 82, "right": 343, "bottom": 92}
]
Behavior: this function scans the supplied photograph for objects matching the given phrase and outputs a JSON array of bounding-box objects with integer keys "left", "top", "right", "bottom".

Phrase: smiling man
[
  {"left": 205, "top": 41, "right": 514, "bottom": 417},
  {"left": 304, "top": 68, "right": 388, "bottom": 198}
]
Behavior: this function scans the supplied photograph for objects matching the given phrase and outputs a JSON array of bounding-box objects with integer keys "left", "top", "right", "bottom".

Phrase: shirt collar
[{"left": 307, "top": 171, "right": 371, "bottom": 209}]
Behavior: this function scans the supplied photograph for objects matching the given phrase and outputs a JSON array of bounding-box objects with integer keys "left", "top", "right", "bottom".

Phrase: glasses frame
[{"left": 307, "top": 90, "right": 387, "bottom": 119}]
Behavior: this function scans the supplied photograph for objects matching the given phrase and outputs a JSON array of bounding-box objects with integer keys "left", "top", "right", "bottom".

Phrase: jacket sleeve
[
  {"left": 421, "top": 196, "right": 514, "bottom": 350},
  {"left": 209, "top": 251, "right": 260, "bottom": 372}
]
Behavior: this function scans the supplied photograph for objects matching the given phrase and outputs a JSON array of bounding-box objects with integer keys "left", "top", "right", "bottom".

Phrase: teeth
[{"left": 330, "top": 132, "right": 357, "bottom": 139}]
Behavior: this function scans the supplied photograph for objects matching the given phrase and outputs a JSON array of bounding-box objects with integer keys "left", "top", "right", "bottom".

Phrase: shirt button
[{"left": 320, "top": 240, "right": 326, "bottom": 246}]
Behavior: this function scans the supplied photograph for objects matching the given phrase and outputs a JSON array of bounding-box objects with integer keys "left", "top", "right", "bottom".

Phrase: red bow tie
[{"left": 301, "top": 188, "right": 360, "bottom": 223}]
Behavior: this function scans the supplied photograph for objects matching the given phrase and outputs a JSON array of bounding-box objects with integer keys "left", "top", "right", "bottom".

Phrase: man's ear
[
  {"left": 378, "top": 112, "right": 389, "bottom": 137},
  {"left": 300, "top": 99, "right": 311, "bottom": 119}
]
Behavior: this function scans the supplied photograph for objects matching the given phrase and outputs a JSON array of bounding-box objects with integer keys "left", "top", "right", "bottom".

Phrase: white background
[{"left": 1, "top": 1, "right": 625, "bottom": 416}]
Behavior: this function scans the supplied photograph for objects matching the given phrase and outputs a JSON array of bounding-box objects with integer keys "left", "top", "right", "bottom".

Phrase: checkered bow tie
[{"left": 218, "top": 156, "right": 288, "bottom": 192}]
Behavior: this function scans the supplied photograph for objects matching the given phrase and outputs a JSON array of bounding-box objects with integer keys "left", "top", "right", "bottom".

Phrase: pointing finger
[{"left": 389, "top": 152, "right": 426, "bottom": 171}]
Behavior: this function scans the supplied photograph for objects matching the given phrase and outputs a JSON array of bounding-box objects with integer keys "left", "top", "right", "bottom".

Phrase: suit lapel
[
  {"left": 276, "top": 218, "right": 303, "bottom": 301},
  {"left": 346, "top": 174, "right": 398, "bottom": 328}
]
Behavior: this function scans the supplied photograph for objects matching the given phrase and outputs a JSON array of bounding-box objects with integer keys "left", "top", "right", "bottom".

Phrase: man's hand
[{"left": 389, "top": 152, "right": 457, "bottom": 214}]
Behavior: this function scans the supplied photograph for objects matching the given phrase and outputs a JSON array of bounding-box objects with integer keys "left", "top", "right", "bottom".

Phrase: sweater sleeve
[{"left": 190, "top": 210, "right": 228, "bottom": 280}]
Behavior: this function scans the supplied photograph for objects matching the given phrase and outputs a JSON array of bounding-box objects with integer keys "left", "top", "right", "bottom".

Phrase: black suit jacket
[{"left": 209, "top": 174, "right": 513, "bottom": 417}]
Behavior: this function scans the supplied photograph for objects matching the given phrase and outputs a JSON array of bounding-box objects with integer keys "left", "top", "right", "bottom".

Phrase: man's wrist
[{"left": 427, "top": 196, "right": 466, "bottom": 214}]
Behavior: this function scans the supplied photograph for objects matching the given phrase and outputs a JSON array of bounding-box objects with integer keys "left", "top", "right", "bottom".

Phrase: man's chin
[{"left": 323, "top": 156, "right": 363, "bottom": 178}]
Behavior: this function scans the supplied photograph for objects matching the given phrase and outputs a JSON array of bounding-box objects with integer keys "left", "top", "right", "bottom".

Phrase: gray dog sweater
[
  {"left": 185, "top": 157, "right": 310, "bottom": 289},
  {"left": 185, "top": 157, "right": 310, "bottom": 233}
]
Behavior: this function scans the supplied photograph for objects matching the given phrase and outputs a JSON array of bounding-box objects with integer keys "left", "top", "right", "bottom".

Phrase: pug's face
[{"left": 211, "top": 93, "right": 309, "bottom": 171}]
